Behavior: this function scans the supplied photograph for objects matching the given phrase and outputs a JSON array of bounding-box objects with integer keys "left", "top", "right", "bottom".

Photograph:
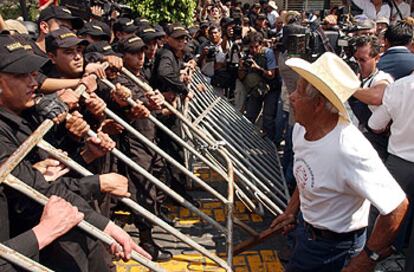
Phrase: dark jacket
[
  {"left": 378, "top": 47, "right": 414, "bottom": 80},
  {"left": 151, "top": 44, "right": 189, "bottom": 95},
  {"left": 0, "top": 108, "right": 109, "bottom": 248}
]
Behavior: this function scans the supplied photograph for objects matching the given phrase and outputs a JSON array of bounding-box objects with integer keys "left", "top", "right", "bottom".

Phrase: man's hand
[
  {"left": 111, "top": 83, "right": 131, "bottom": 107},
  {"left": 33, "top": 158, "right": 70, "bottom": 182},
  {"left": 341, "top": 251, "right": 376, "bottom": 272},
  {"left": 104, "top": 221, "right": 152, "bottom": 261},
  {"left": 66, "top": 111, "right": 90, "bottom": 139},
  {"left": 196, "top": 83, "right": 207, "bottom": 92},
  {"left": 99, "top": 173, "right": 130, "bottom": 197},
  {"left": 32, "top": 196, "right": 84, "bottom": 249},
  {"left": 98, "top": 119, "right": 124, "bottom": 135},
  {"left": 130, "top": 101, "right": 150, "bottom": 119},
  {"left": 90, "top": 5, "right": 104, "bottom": 17},
  {"left": 162, "top": 91, "right": 177, "bottom": 103},
  {"left": 103, "top": 55, "right": 123, "bottom": 71},
  {"left": 84, "top": 63, "right": 106, "bottom": 80},
  {"left": 57, "top": 89, "right": 80, "bottom": 110},
  {"left": 85, "top": 93, "right": 106, "bottom": 118},
  {"left": 270, "top": 212, "right": 297, "bottom": 235},
  {"left": 81, "top": 132, "right": 115, "bottom": 163},
  {"left": 145, "top": 90, "right": 165, "bottom": 110}
]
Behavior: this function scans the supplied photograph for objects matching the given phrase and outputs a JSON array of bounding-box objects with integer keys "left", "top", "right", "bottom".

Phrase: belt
[{"left": 304, "top": 221, "right": 366, "bottom": 241}]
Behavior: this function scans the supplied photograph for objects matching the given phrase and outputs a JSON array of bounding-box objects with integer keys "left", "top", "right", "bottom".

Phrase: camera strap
[
  {"left": 389, "top": 0, "right": 404, "bottom": 21},
  {"left": 316, "top": 26, "right": 334, "bottom": 53}
]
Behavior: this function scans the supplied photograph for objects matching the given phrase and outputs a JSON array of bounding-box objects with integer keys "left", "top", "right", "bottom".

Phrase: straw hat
[
  {"left": 268, "top": 1, "right": 278, "bottom": 10},
  {"left": 285, "top": 52, "right": 360, "bottom": 121}
]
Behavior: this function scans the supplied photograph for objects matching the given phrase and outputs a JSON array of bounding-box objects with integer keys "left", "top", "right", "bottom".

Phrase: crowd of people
[{"left": 0, "top": 0, "right": 414, "bottom": 271}]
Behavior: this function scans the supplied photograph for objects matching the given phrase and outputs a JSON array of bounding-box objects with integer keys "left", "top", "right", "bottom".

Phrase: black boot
[{"left": 139, "top": 229, "right": 173, "bottom": 262}]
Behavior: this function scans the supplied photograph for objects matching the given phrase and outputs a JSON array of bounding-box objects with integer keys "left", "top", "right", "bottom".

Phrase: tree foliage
[{"left": 127, "top": 0, "right": 197, "bottom": 26}]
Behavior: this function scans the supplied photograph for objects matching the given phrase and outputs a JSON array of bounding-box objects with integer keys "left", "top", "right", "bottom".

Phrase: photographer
[
  {"left": 238, "top": 32, "right": 280, "bottom": 139},
  {"left": 199, "top": 24, "right": 229, "bottom": 94}
]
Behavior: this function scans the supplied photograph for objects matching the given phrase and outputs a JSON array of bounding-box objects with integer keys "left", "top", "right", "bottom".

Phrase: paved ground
[
  {"left": 115, "top": 167, "right": 288, "bottom": 271},
  {"left": 114, "top": 163, "right": 408, "bottom": 272}
]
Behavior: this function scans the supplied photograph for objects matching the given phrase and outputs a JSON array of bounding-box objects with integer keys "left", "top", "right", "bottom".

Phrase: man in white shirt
[
  {"left": 369, "top": 71, "right": 414, "bottom": 272},
  {"left": 350, "top": 35, "right": 393, "bottom": 159},
  {"left": 352, "top": 0, "right": 391, "bottom": 21},
  {"left": 390, "top": 0, "right": 411, "bottom": 23},
  {"left": 271, "top": 52, "right": 408, "bottom": 272}
]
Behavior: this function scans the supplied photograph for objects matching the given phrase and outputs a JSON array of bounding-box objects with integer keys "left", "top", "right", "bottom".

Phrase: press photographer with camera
[
  {"left": 198, "top": 24, "right": 230, "bottom": 95},
  {"left": 237, "top": 32, "right": 280, "bottom": 140}
]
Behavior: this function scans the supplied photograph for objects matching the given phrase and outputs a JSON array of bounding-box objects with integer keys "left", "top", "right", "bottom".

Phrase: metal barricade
[
  {"left": 187, "top": 70, "right": 290, "bottom": 216},
  {"left": 0, "top": 243, "right": 53, "bottom": 272}
]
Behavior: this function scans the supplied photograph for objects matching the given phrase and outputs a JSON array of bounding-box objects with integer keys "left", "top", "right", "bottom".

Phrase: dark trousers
[
  {"left": 363, "top": 130, "right": 389, "bottom": 162},
  {"left": 40, "top": 229, "right": 113, "bottom": 272},
  {"left": 384, "top": 154, "right": 414, "bottom": 271},
  {"left": 287, "top": 215, "right": 366, "bottom": 272},
  {"left": 245, "top": 88, "right": 281, "bottom": 140}
]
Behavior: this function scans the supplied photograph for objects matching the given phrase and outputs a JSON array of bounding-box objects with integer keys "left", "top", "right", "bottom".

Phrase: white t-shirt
[
  {"left": 292, "top": 121, "right": 405, "bottom": 233},
  {"left": 353, "top": 0, "right": 391, "bottom": 21},
  {"left": 369, "top": 73, "right": 414, "bottom": 162},
  {"left": 361, "top": 69, "right": 394, "bottom": 112}
]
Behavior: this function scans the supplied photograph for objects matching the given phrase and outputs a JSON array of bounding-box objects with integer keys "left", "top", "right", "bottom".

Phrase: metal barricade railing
[
  {"left": 120, "top": 68, "right": 235, "bottom": 266},
  {"left": 0, "top": 71, "right": 235, "bottom": 270},
  {"left": 0, "top": 242, "right": 53, "bottom": 272},
  {"left": 36, "top": 139, "right": 231, "bottom": 271},
  {"left": 187, "top": 70, "right": 290, "bottom": 216}
]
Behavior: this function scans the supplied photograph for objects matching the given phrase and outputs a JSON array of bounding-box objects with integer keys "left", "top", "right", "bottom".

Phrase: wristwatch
[{"left": 363, "top": 245, "right": 381, "bottom": 262}]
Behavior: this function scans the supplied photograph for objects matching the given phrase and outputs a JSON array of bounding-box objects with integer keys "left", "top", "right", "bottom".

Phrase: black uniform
[
  {"left": 0, "top": 108, "right": 111, "bottom": 272},
  {"left": 151, "top": 44, "right": 194, "bottom": 202}
]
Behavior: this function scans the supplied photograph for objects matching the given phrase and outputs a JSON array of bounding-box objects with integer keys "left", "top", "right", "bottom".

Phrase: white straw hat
[{"left": 286, "top": 52, "right": 360, "bottom": 121}]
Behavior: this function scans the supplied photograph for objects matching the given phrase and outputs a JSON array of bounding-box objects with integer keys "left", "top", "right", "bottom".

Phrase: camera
[{"left": 206, "top": 46, "right": 218, "bottom": 60}]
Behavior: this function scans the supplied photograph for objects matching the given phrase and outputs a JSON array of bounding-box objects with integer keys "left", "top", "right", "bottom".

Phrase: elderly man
[{"left": 271, "top": 52, "right": 408, "bottom": 272}]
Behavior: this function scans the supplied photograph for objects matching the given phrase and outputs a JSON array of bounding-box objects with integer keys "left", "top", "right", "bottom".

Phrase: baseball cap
[
  {"left": 78, "top": 21, "right": 111, "bottom": 41},
  {"left": 118, "top": 35, "right": 147, "bottom": 53},
  {"left": 138, "top": 27, "right": 166, "bottom": 43},
  {"left": 38, "top": 6, "right": 84, "bottom": 29},
  {"left": 45, "top": 28, "right": 89, "bottom": 53},
  {"left": 84, "top": 41, "right": 118, "bottom": 56},
  {"left": 257, "top": 13, "right": 267, "bottom": 20},
  {"left": 166, "top": 24, "right": 190, "bottom": 39},
  {"left": 0, "top": 34, "right": 48, "bottom": 73},
  {"left": 113, "top": 18, "right": 138, "bottom": 33}
]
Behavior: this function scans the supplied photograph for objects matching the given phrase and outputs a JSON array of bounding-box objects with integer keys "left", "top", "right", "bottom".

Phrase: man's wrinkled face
[
  {"left": 49, "top": 45, "right": 85, "bottom": 78},
  {"left": 289, "top": 79, "right": 319, "bottom": 126},
  {"left": 0, "top": 72, "right": 38, "bottom": 113},
  {"left": 123, "top": 50, "right": 145, "bottom": 72}
]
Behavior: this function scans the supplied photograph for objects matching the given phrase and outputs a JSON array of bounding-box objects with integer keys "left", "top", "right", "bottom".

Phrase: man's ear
[
  {"left": 39, "top": 21, "right": 49, "bottom": 35},
  {"left": 48, "top": 52, "right": 57, "bottom": 64}
]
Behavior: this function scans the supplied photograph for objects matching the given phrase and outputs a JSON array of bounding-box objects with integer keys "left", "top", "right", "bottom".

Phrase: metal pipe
[
  {"left": 2, "top": 174, "right": 164, "bottom": 272},
  {"left": 36, "top": 140, "right": 232, "bottom": 271},
  {"left": 99, "top": 79, "right": 229, "bottom": 204},
  {"left": 0, "top": 243, "right": 53, "bottom": 272},
  {"left": 120, "top": 68, "right": 235, "bottom": 269},
  {"left": 79, "top": 124, "right": 227, "bottom": 234},
  {"left": 189, "top": 100, "right": 287, "bottom": 196}
]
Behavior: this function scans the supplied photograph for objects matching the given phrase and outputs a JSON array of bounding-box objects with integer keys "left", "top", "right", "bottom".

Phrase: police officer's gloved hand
[{"left": 35, "top": 93, "right": 69, "bottom": 123}]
